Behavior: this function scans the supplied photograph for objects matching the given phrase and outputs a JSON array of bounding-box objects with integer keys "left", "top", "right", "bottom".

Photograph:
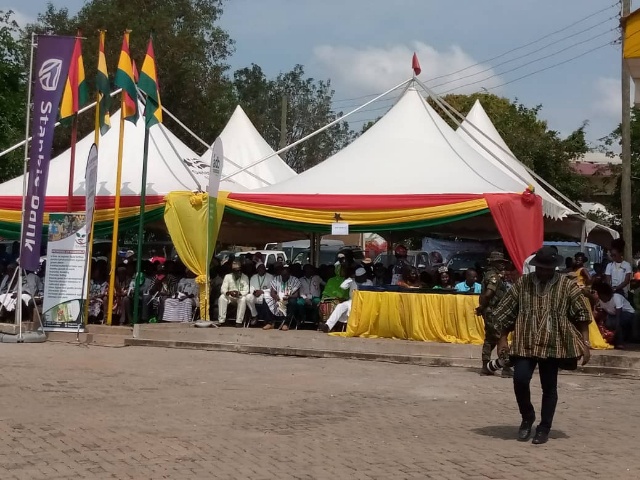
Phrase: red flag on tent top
[{"left": 412, "top": 52, "right": 421, "bottom": 76}]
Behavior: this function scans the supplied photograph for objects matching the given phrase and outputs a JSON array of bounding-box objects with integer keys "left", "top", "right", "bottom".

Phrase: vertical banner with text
[
  {"left": 207, "top": 137, "right": 224, "bottom": 255},
  {"left": 43, "top": 213, "right": 88, "bottom": 331},
  {"left": 20, "top": 35, "right": 76, "bottom": 272}
]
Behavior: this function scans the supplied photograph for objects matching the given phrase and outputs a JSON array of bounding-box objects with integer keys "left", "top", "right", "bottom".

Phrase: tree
[
  {"left": 0, "top": 10, "right": 27, "bottom": 183},
  {"left": 24, "top": 0, "right": 236, "bottom": 154},
  {"left": 600, "top": 107, "right": 640, "bottom": 250},
  {"left": 233, "top": 64, "right": 353, "bottom": 172},
  {"left": 433, "top": 93, "right": 589, "bottom": 201}
]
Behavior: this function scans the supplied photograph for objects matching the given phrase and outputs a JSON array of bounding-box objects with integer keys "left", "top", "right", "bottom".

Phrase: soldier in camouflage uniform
[{"left": 476, "top": 251, "right": 513, "bottom": 377}]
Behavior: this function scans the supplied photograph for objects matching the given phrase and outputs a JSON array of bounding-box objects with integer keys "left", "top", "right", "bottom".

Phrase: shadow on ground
[{"left": 471, "top": 425, "right": 570, "bottom": 441}]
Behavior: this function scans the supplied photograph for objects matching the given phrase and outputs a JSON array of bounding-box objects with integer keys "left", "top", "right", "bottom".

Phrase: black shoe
[
  {"left": 532, "top": 430, "right": 549, "bottom": 445},
  {"left": 319, "top": 323, "right": 330, "bottom": 333},
  {"left": 235, "top": 323, "right": 244, "bottom": 328},
  {"left": 517, "top": 419, "right": 534, "bottom": 441}
]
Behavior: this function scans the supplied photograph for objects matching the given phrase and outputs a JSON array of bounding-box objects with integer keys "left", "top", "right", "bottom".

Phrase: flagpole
[
  {"left": 105, "top": 92, "right": 126, "bottom": 325},
  {"left": 66, "top": 115, "right": 78, "bottom": 212},
  {"left": 133, "top": 127, "right": 150, "bottom": 323},
  {"left": 82, "top": 69, "right": 102, "bottom": 326},
  {"left": 17, "top": 33, "right": 37, "bottom": 339}
]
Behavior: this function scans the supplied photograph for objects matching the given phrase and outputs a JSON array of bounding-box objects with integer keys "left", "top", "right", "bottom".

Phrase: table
[{"left": 341, "top": 290, "right": 611, "bottom": 349}]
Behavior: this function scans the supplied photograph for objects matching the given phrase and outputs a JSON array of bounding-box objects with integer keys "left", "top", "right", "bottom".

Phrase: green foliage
[
  {"left": 233, "top": 64, "right": 353, "bottom": 172},
  {"left": 0, "top": 10, "right": 26, "bottom": 183},
  {"left": 23, "top": 0, "right": 236, "bottom": 154}
]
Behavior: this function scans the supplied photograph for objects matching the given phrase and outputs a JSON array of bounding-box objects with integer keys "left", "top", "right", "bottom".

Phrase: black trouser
[{"left": 512, "top": 357, "right": 560, "bottom": 433}]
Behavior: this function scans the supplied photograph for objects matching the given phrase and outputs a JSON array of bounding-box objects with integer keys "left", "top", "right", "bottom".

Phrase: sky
[{"left": 2, "top": 0, "right": 630, "bottom": 146}]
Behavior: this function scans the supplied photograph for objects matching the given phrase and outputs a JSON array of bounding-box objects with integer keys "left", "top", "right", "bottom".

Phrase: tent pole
[
  {"left": 222, "top": 77, "right": 414, "bottom": 183},
  {"left": 0, "top": 88, "right": 122, "bottom": 161},
  {"left": 133, "top": 127, "right": 151, "bottom": 324}
]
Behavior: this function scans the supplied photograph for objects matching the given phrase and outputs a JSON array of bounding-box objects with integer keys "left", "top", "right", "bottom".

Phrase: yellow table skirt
[{"left": 338, "top": 290, "right": 611, "bottom": 350}]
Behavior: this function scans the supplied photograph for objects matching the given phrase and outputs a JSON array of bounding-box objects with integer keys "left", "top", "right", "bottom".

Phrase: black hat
[{"left": 529, "top": 246, "right": 564, "bottom": 269}]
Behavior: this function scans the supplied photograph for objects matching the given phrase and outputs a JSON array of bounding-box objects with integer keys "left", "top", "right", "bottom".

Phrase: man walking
[
  {"left": 493, "top": 246, "right": 591, "bottom": 445},
  {"left": 476, "top": 252, "right": 512, "bottom": 377}
]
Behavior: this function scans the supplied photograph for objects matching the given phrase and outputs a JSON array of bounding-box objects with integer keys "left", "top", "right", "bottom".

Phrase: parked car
[
  {"left": 264, "top": 239, "right": 344, "bottom": 264},
  {"left": 235, "top": 250, "right": 288, "bottom": 267},
  {"left": 543, "top": 241, "right": 603, "bottom": 271},
  {"left": 374, "top": 250, "right": 433, "bottom": 272},
  {"left": 293, "top": 245, "right": 365, "bottom": 265},
  {"left": 447, "top": 251, "right": 489, "bottom": 276}
]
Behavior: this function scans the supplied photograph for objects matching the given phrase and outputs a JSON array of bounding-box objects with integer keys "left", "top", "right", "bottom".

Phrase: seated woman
[
  {"left": 321, "top": 268, "right": 372, "bottom": 333},
  {"left": 397, "top": 266, "right": 422, "bottom": 289},
  {"left": 567, "top": 252, "right": 591, "bottom": 291},
  {"left": 317, "top": 265, "right": 352, "bottom": 325},
  {"left": 113, "top": 265, "right": 132, "bottom": 326},
  {"left": 163, "top": 268, "right": 199, "bottom": 322},
  {"left": 88, "top": 261, "right": 109, "bottom": 324},
  {"left": 432, "top": 266, "right": 455, "bottom": 290}
]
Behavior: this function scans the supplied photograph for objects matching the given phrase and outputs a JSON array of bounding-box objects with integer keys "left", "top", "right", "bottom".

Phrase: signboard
[
  {"left": 85, "top": 144, "right": 98, "bottom": 231},
  {"left": 331, "top": 222, "right": 350, "bottom": 235},
  {"left": 42, "top": 213, "right": 88, "bottom": 331},
  {"left": 20, "top": 35, "right": 76, "bottom": 271}
]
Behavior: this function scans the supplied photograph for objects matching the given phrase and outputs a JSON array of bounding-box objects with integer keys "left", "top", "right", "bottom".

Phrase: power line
[
  {"left": 441, "top": 40, "right": 616, "bottom": 95},
  {"left": 427, "top": 16, "right": 617, "bottom": 89},
  {"left": 426, "top": 2, "right": 619, "bottom": 83},
  {"left": 433, "top": 27, "right": 618, "bottom": 93},
  {"left": 331, "top": 2, "right": 619, "bottom": 105}
]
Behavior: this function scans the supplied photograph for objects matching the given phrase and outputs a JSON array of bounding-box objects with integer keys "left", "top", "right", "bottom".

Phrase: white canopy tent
[
  {"left": 201, "top": 105, "right": 297, "bottom": 190},
  {"left": 455, "top": 99, "right": 618, "bottom": 243},
  {"left": 0, "top": 103, "right": 245, "bottom": 197},
  {"left": 255, "top": 87, "right": 527, "bottom": 195},
  {"left": 456, "top": 100, "right": 572, "bottom": 220}
]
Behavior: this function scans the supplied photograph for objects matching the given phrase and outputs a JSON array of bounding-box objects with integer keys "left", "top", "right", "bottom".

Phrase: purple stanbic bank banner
[{"left": 20, "top": 35, "right": 76, "bottom": 271}]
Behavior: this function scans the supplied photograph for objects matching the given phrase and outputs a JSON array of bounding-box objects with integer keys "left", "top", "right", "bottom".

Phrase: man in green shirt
[{"left": 493, "top": 246, "right": 591, "bottom": 445}]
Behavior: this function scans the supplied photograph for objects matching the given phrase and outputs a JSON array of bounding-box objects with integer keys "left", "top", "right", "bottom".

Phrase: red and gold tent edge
[
  {"left": 223, "top": 191, "right": 544, "bottom": 272},
  {"left": 0, "top": 190, "right": 543, "bottom": 272}
]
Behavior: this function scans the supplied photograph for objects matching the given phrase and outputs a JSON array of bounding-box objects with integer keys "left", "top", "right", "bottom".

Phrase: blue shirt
[{"left": 455, "top": 281, "right": 481, "bottom": 294}]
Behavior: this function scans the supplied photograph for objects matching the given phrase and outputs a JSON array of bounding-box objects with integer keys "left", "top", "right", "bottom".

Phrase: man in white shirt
[
  {"left": 594, "top": 283, "right": 636, "bottom": 349},
  {"left": 320, "top": 267, "right": 373, "bottom": 333},
  {"left": 218, "top": 261, "right": 250, "bottom": 327},
  {"left": 246, "top": 263, "right": 273, "bottom": 325},
  {"left": 263, "top": 264, "right": 301, "bottom": 331},
  {"left": 605, "top": 246, "right": 633, "bottom": 296}
]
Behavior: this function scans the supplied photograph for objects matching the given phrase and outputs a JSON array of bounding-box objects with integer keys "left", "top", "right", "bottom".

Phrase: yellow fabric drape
[
  {"left": 224, "top": 197, "right": 488, "bottom": 226},
  {"left": 164, "top": 191, "right": 229, "bottom": 319},
  {"left": 0, "top": 204, "right": 164, "bottom": 224},
  {"left": 339, "top": 290, "right": 611, "bottom": 350}
]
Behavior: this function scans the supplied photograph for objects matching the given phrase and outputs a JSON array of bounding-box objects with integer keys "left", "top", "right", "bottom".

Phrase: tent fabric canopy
[
  {"left": 218, "top": 85, "right": 544, "bottom": 271},
  {"left": 456, "top": 100, "right": 572, "bottom": 220},
  {"left": 200, "top": 105, "right": 297, "bottom": 190}
]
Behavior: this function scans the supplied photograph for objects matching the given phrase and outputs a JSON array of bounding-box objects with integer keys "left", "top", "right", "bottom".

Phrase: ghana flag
[
  {"left": 59, "top": 35, "right": 89, "bottom": 121},
  {"left": 114, "top": 31, "right": 138, "bottom": 124},
  {"left": 138, "top": 37, "right": 162, "bottom": 128},
  {"left": 96, "top": 30, "right": 111, "bottom": 135}
]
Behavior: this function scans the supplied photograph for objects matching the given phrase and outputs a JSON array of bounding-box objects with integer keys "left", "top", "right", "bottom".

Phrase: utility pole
[
  {"left": 279, "top": 94, "right": 288, "bottom": 150},
  {"left": 621, "top": 0, "right": 633, "bottom": 261}
]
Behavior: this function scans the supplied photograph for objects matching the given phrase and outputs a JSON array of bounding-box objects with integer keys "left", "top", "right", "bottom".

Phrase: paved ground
[{"left": 0, "top": 343, "right": 638, "bottom": 479}]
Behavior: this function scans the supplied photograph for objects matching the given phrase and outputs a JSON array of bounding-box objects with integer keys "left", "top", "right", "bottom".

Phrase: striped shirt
[{"left": 492, "top": 273, "right": 590, "bottom": 359}]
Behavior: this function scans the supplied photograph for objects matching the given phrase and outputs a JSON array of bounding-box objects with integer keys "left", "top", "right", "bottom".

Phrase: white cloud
[
  {"left": 1, "top": 8, "right": 33, "bottom": 28},
  {"left": 592, "top": 77, "right": 621, "bottom": 118},
  {"left": 312, "top": 41, "right": 504, "bottom": 96}
]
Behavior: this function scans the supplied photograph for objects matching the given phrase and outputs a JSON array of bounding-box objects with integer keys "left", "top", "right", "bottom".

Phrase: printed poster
[{"left": 42, "top": 213, "right": 88, "bottom": 331}]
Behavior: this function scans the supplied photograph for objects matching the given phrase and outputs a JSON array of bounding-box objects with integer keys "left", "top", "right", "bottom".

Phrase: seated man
[
  {"left": 218, "top": 261, "right": 250, "bottom": 327},
  {"left": 263, "top": 264, "right": 301, "bottom": 331},
  {"left": 455, "top": 269, "right": 482, "bottom": 293},
  {"left": 246, "top": 263, "right": 273, "bottom": 325},
  {"left": 321, "top": 267, "right": 372, "bottom": 333},
  {"left": 594, "top": 282, "right": 636, "bottom": 349},
  {"left": 296, "top": 264, "right": 323, "bottom": 322},
  {"left": 0, "top": 263, "right": 36, "bottom": 322},
  {"left": 163, "top": 269, "right": 199, "bottom": 322}
]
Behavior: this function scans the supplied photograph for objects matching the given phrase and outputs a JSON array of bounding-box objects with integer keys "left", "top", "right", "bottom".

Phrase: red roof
[{"left": 571, "top": 162, "right": 615, "bottom": 177}]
